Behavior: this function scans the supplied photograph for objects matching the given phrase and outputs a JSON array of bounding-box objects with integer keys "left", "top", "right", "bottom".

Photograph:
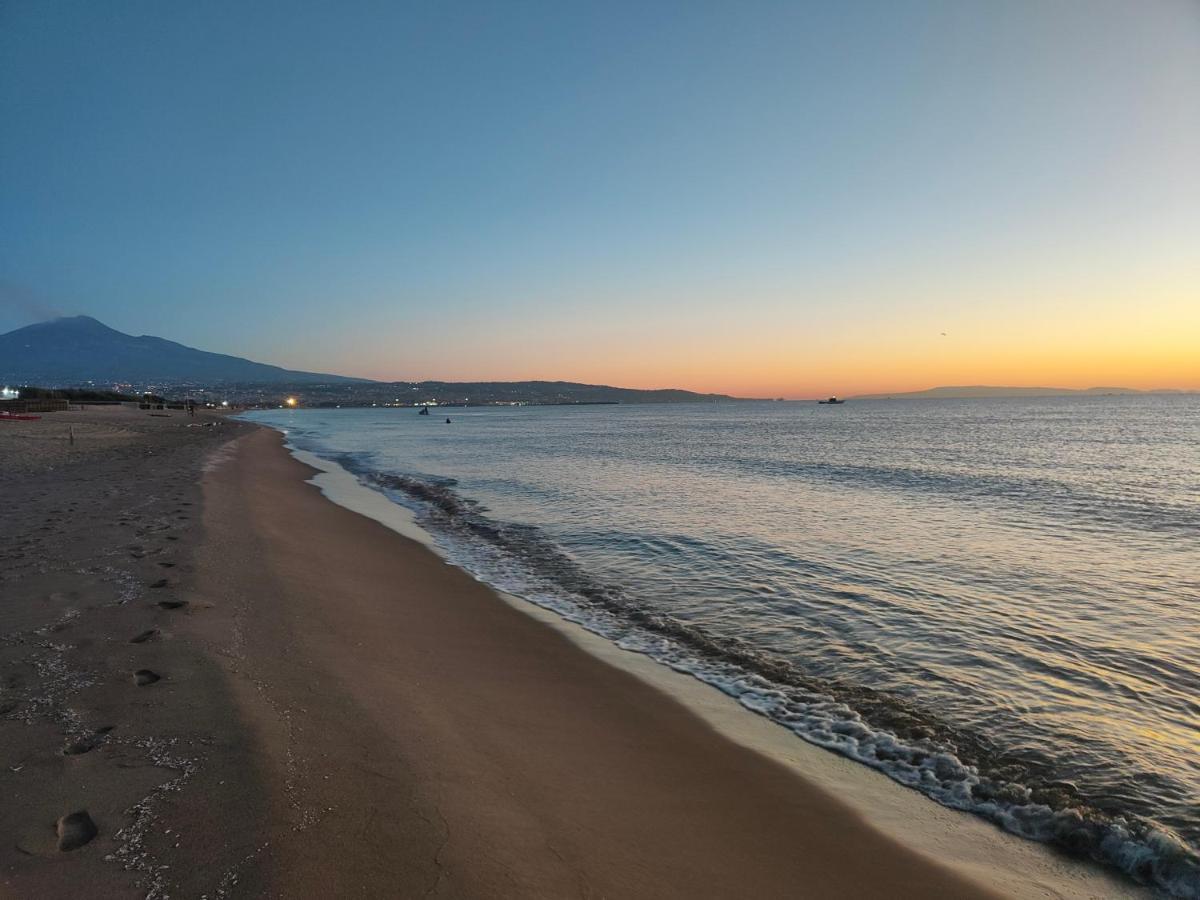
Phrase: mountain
[
  {"left": 850, "top": 385, "right": 1183, "bottom": 400},
  {"left": 0, "top": 316, "right": 367, "bottom": 385}
]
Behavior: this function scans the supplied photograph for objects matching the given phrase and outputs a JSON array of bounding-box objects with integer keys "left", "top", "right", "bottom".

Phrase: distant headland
[{"left": 851, "top": 385, "right": 1195, "bottom": 400}]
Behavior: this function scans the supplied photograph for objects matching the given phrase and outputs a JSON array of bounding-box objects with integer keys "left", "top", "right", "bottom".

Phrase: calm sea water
[{"left": 249, "top": 397, "right": 1200, "bottom": 896}]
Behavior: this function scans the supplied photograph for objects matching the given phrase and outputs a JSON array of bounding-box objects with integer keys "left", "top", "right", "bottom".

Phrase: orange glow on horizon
[
  {"left": 345, "top": 347, "right": 1200, "bottom": 400},
  {"left": 343, "top": 322, "right": 1200, "bottom": 399},
  {"left": 278, "top": 276, "right": 1200, "bottom": 399}
]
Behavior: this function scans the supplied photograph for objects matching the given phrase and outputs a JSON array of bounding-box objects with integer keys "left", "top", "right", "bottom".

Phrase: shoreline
[
  {"left": 273, "top": 427, "right": 1143, "bottom": 899},
  {"left": 0, "top": 407, "right": 1144, "bottom": 897},
  {"left": 205, "top": 425, "right": 1005, "bottom": 897}
]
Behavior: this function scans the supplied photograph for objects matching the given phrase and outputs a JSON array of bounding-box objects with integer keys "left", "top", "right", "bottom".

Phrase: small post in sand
[{"left": 69, "top": 425, "right": 75, "bottom": 446}]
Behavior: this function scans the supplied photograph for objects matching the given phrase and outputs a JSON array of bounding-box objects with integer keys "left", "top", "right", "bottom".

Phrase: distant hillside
[
  {"left": 851, "top": 385, "right": 1185, "bottom": 400},
  {"left": 0, "top": 316, "right": 367, "bottom": 385},
  {"left": 378, "top": 380, "right": 742, "bottom": 405}
]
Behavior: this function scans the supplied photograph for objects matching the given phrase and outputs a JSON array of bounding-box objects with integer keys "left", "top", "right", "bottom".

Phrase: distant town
[{"left": 1, "top": 379, "right": 749, "bottom": 411}]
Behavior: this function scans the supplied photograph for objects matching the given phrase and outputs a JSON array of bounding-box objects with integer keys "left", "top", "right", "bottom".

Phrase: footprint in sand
[
  {"left": 157, "top": 599, "right": 188, "bottom": 610},
  {"left": 63, "top": 727, "right": 114, "bottom": 756},
  {"left": 149, "top": 578, "right": 169, "bottom": 589},
  {"left": 130, "top": 628, "right": 159, "bottom": 643},
  {"left": 133, "top": 669, "right": 161, "bottom": 686},
  {"left": 56, "top": 810, "right": 98, "bottom": 851}
]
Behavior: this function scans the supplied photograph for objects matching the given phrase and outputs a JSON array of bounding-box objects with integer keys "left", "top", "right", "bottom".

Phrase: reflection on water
[{"left": 251, "top": 396, "right": 1200, "bottom": 896}]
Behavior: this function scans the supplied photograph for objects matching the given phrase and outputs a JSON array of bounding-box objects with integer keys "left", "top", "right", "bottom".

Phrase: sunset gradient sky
[{"left": 2, "top": 1, "right": 1197, "bottom": 397}]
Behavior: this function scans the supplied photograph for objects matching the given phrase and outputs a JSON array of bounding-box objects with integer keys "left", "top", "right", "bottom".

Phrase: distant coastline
[{"left": 850, "top": 385, "right": 1197, "bottom": 400}]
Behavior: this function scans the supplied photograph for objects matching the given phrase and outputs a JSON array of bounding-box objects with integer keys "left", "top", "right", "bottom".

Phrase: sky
[{"left": 1, "top": 0, "right": 1197, "bottom": 397}]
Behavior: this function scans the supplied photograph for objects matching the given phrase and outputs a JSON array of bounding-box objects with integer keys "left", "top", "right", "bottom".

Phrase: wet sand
[{"left": 0, "top": 408, "right": 1048, "bottom": 896}]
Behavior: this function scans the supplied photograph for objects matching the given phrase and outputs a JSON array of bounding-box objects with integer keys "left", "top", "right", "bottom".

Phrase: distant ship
[{"left": 817, "top": 397, "right": 845, "bottom": 405}]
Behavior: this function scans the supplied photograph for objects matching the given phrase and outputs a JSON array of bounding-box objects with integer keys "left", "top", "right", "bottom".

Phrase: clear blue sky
[{"left": 2, "top": 1, "right": 1197, "bottom": 394}]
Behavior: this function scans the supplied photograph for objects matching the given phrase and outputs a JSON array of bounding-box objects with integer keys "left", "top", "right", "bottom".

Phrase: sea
[{"left": 247, "top": 396, "right": 1200, "bottom": 897}]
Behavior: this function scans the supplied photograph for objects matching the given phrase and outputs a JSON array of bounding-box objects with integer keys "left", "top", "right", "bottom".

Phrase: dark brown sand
[
  {"left": 0, "top": 407, "right": 263, "bottom": 898},
  {"left": 1, "top": 409, "right": 1003, "bottom": 898}
]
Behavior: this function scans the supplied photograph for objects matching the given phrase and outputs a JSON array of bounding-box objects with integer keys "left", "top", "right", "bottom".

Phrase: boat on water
[
  {"left": 817, "top": 397, "right": 845, "bottom": 405},
  {"left": 418, "top": 406, "right": 430, "bottom": 416},
  {"left": 0, "top": 412, "right": 41, "bottom": 420}
]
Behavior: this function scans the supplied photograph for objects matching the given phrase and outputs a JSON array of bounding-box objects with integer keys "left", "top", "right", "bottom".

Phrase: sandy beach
[
  {"left": 0, "top": 407, "right": 262, "bottom": 897},
  {"left": 0, "top": 407, "right": 1136, "bottom": 898}
]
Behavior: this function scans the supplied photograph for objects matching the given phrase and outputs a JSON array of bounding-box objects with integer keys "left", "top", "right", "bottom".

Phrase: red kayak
[{"left": 0, "top": 413, "right": 41, "bottom": 421}]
